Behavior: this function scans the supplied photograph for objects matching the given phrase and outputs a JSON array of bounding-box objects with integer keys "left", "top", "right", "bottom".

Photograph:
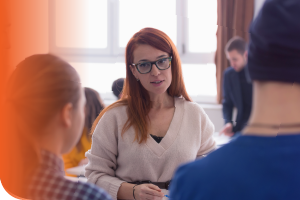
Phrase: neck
[
  {"left": 236, "top": 64, "right": 246, "bottom": 72},
  {"left": 149, "top": 92, "right": 174, "bottom": 109},
  {"left": 39, "top": 126, "right": 64, "bottom": 157},
  {"left": 243, "top": 81, "right": 300, "bottom": 136}
]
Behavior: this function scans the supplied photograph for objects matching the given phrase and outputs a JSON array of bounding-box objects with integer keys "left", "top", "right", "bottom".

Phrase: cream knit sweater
[{"left": 85, "top": 97, "right": 216, "bottom": 200}]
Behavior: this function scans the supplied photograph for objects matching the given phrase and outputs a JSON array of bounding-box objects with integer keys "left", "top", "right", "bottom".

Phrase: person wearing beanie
[
  {"left": 169, "top": 0, "right": 300, "bottom": 199},
  {"left": 112, "top": 78, "right": 125, "bottom": 99},
  {"left": 220, "top": 36, "right": 253, "bottom": 137}
]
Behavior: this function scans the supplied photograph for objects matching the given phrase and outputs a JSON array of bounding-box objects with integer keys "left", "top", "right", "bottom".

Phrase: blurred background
[
  {"left": 51, "top": 0, "right": 218, "bottom": 104},
  {"left": 0, "top": 1, "right": 266, "bottom": 198},
  {"left": 1, "top": 0, "right": 265, "bottom": 134},
  {"left": 1, "top": 1, "right": 292, "bottom": 199}
]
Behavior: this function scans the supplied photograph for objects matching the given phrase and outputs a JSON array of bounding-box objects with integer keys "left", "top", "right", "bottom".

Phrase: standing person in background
[
  {"left": 170, "top": 0, "right": 300, "bottom": 199},
  {"left": 220, "top": 36, "right": 252, "bottom": 137},
  {"left": 63, "top": 87, "right": 105, "bottom": 172},
  {"left": 1, "top": 54, "right": 112, "bottom": 200},
  {"left": 85, "top": 28, "right": 216, "bottom": 200},
  {"left": 112, "top": 78, "right": 125, "bottom": 99}
]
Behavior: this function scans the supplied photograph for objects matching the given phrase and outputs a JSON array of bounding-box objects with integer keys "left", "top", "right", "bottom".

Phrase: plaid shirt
[{"left": 28, "top": 150, "right": 112, "bottom": 200}]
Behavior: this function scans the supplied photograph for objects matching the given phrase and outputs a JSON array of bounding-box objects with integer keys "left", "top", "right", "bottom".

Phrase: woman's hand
[
  {"left": 134, "top": 184, "right": 164, "bottom": 200},
  {"left": 78, "top": 158, "right": 89, "bottom": 166}
]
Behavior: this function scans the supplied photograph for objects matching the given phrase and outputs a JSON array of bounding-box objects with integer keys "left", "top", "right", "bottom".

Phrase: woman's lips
[{"left": 150, "top": 80, "right": 164, "bottom": 87}]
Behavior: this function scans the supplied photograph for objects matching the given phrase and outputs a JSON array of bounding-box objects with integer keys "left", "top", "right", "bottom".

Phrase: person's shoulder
[
  {"left": 70, "top": 181, "right": 112, "bottom": 200},
  {"left": 177, "top": 97, "right": 206, "bottom": 115},
  {"left": 173, "top": 140, "right": 240, "bottom": 182},
  {"left": 101, "top": 103, "right": 127, "bottom": 121},
  {"left": 170, "top": 154, "right": 219, "bottom": 199},
  {"left": 30, "top": 173, "right": 112, "bottom": 200},
  {"left": 105, "top": 103, "right": 127, "bottom": 115},
  {"left": 94, "top": 103, "right": 128, "bottom": 134},
  {"left": 171, "top": 135, "right": 277, "bottom": 199},
  {"left": 192, "top": 136, "right": 254, "bottom": 169},
  {"left": 177, "top": 96, "right": 197, "bottom": 108},
  {"left": 224, "top": 67, "right": 235, "bottom": 76}
]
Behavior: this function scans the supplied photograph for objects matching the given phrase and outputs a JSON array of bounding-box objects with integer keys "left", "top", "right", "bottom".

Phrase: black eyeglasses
[{"left": 132, "top": 57, "right": 172, "bottom": 74}]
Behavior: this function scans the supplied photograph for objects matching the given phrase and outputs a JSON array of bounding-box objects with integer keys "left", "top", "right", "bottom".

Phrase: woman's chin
[{"left": 148, "top": 89, "right": 169, "bottom": 97}]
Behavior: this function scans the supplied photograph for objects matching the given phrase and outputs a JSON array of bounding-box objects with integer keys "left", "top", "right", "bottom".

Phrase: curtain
[{"left": 215, "top": 0, "right": 254, "bottom": 104}]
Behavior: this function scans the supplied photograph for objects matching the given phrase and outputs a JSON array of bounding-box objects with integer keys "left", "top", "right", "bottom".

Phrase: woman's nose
[{"left": 150, "top": 63, "right": 160, "bottom": 76}]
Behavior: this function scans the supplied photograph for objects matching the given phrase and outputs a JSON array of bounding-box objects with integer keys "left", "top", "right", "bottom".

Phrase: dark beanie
[{"left": 247, "top": 0, "right": 300, "bottom": 83}]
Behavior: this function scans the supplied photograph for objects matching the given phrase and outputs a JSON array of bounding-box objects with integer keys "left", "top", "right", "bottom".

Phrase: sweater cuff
[{"left": 109, "top": 180, "right": 126, "bottom": 200}]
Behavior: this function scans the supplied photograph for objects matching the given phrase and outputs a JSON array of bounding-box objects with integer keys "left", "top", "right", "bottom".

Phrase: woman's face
[{"left": 130, "top": 44, "right": 172, "bottom": 98}]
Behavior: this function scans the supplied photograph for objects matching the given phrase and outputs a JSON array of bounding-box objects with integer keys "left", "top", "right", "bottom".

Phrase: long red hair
[{"left": 91, "top": 28, "right": 191, "bottom": 143}]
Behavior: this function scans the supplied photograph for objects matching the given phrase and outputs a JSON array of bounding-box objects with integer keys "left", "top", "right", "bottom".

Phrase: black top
[
  {"left": 238, "top": 68, "right": 252, "bottom": 123},
  {"left": 150, "top": 134, "right": 164, "bottom": 143},
  {"left": 222, "top": 67, "right": 253, "bottom": 133}
]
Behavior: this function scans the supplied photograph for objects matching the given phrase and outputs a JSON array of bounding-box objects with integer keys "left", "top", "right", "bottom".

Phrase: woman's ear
[
  {"left": 129, "top": 65, "right": 134, "bottom": 74},
  {"left": 61, "top": 103, "right": 73, "bottom": 128},
  {"left": 130, "top": 65, "right": 138, "bottom": 79}
]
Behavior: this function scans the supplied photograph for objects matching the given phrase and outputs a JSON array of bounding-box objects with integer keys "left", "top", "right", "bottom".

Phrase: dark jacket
[{"left": 222, "top": 67, "right": 252, "bottom": 133}]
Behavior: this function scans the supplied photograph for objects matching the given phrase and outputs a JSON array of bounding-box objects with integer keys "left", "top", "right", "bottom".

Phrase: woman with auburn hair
[
  {"left": 1, "top": 54, "right": 112, "bottom": 200},
  {"left": 85, "top": 28, "right": 216, "bottom": 200}
]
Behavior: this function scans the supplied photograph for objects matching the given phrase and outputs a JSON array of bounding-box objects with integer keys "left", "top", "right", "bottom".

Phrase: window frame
[
  {"left": 49, "top": 0, "right": 113, "bottom": 56},
  {"left": 49, "top": 0, "right": 218, "bottom": 104}
]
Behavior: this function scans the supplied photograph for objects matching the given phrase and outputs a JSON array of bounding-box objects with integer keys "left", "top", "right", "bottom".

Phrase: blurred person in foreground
[
  {"left": 170, "top": 0, "right": 300, "bottom": 199},
  {"left": 1, "top": 54, "right": 112, "bottom": 200},
  {"left": 85, "top": 28, "right": 216, "bottom": 200},
  {"left": 112, "top": 78, "right": 125, "bottom": 99},
  {"left": 63, "top": 87, "right": 105, "bottom": 173},
  {"left": 220, "top": 36, "right": 252, "bottom": 137}
]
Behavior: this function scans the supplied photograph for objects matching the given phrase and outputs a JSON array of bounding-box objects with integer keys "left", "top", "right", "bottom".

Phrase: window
[
  {"left": 50, "top": 0, "right": 218, "bottom": 104},
  {"left": 187, "top": 0, "right": 217, "bottom": 53},
  {"left": 55, "top": 0, "right": 108, "bottom": 49},
  {"left": 119, "top": 0, "right": 177, "bottom": 48}
]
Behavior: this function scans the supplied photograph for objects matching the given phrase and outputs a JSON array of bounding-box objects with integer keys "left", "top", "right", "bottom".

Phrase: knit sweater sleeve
[
  {"left": 85, "top": 108, "right": 125, "bottom": 200},
  {"left": 195, "top": 104, "right": 216, "bottom": 158}
]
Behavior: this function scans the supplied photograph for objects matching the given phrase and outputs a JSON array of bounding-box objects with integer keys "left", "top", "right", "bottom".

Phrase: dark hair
[
  {"left": 112, "top": 78, "right": 125, "bottom": 99},
  {"left": 76, "top": 87, "right": 105, "bottom": 151},
  {"left": 225, "top": 36, "right": 247, "bottom": 55},
  {"left": 3, "top": 54, "right": 81, "bottom": 198}
]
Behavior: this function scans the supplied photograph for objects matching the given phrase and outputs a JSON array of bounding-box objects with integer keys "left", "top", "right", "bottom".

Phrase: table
[{"left": 66, "top": 165, "right": 85, "bottom": 176}]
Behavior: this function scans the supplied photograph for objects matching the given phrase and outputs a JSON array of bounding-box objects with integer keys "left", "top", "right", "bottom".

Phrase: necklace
[{"left": 247, "top": 123, "right": 300, "bottom": 129}]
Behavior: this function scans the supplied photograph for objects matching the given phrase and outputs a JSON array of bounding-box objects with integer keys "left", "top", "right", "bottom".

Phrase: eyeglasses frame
[{"left": 132, "top": 56, "right": 172, "bottom": 74}]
